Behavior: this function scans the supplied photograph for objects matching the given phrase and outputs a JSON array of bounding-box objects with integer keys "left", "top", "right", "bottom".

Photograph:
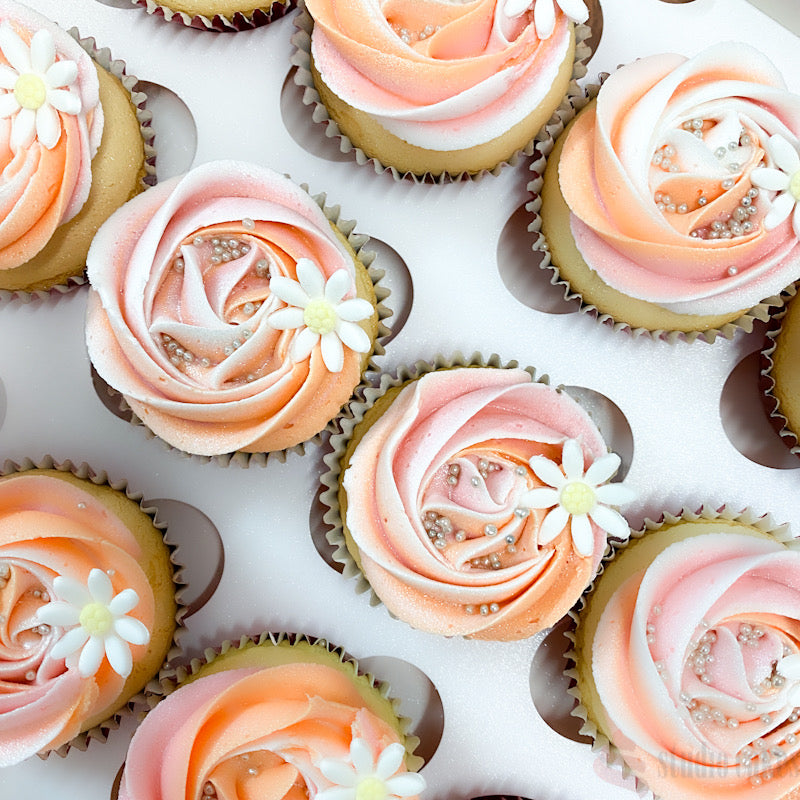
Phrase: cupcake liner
[
  {"left": 143, "top": 630, "right": 423, "bottom": 769},
  {"left": 760, "top": 288, "right": 800, "bottom": 458},
  {"left": 526, "top": 80, "right": 794, "bottom": 344},
  {"left": 130, "top": 0, "right": 295, "bottom": 32},
  {"left": 564, "top": 504, "right": 796, "bottom": 797},
  {"left": 290, "top": 0, "right": 593, "bottom": 184},
  {"left": 0, "top": 455, "right": 188, "bottom": 760},
  {"left": 97, "top": 188, "right": 392, "bottom": 467},
  {"left": 0, "top": 30, "right": 157, "bottom": 304}
]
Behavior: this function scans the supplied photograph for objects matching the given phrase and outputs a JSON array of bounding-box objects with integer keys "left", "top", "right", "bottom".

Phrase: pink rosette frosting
[
  {"left": 558, "top": 42, "right": 800, "bottom": 316},
  {"left": 119, "top": 662, "right": 423, "bottom": 800},
  {"left": 0, "top": 473, "right": 155, "bottom": 766},
  {"left": 342, "top": 367, "right": 633, "bottom": 640},
  {"left": 86, "top": 161, "right": 376, "bottom": 457},
  {"left": 305, "top": 0, "right": 586, "bottom": 151},
  {"left": 0, "top": 0, "right": 102, "bottom": 270},
  {"left": 592, "top": 531, "right": 800, "bottom": 799}
]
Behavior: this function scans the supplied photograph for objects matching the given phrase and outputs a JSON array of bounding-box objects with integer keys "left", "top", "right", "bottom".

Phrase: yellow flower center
[
  {"left": 355, "top": 778, "right": 388, "bottom": 800},
  {"left": 79, "top": 602, "right": 113, "bottom": 636},
  {"left": 560, "top": 481, "right": 596, "bottom": 516},
  {"left": 303, "top": 298, "right": 337, "bottom": 335},
  {"left": 14, "top": 73, "right": 46, "bottom": 110},
  {"left": 790, "top": 170, "right": 800, "bottom": 201}
]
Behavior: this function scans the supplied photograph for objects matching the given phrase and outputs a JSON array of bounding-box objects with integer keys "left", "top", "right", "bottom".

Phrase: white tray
[{"left": 1, "top": 1, "right": 800, "bottom": 798}]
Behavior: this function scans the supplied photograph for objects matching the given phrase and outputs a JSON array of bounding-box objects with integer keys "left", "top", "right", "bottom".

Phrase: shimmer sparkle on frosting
[
  {"left": 0, "top": 1, "right": 102, "bottom": 270},
  {"left": 592, "top": 531, "right": 800, "bottom": 799},
  {"left": 341, "top": 367, "right": 633, "bottom": 640},
  {"left": 305, "top": 0, "right": 583, "bottom": 151},
  {"left": 558, "top": 42, "right": 800, "bottom": 317},
  {"left": 85, "top": 160, "right": 377, "bottom": 457},
  {"left": 0, "top": 473, "right": 155, "bottom": 767},
  {"left": 118, "top": 662, "right": 425, "bottom": 800}
]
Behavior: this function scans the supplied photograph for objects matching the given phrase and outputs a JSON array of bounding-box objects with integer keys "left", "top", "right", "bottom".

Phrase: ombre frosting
[
  {"left": 592, "top": 531, "right": 800, "bottom": 799},
  {"left": 0, "top": 0, "right": 102, "bottom": 270},
  {"left": 86, "top": 160, "right": 376, "bottom": 457},
  {"left": 341, "top": 367, "right": 632, "bottom": 640},
  {"left": 118, "top": 662, "right": 422, "bottom": 800},
  {"left": 558, "top": 42, "right": 800, "bottom": 316},
  {"left": 0, "top": 473, "right": 155, "bottom": 766},
  {"left": 305, "top": 0, "right": 585, "bottom": 151}
]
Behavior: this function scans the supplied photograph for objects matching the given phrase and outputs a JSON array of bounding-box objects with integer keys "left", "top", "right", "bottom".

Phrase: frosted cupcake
[
  {"left": 118, "top": 632, "right": 426, "bottom": 800},
  {"left": 0, "top": 1, "right": 153, "bottom": 295},
  {"left": 324, "top": 356, "right": 635, "bottom": 640},
  {"left": 572, "top": 507, "right": 800, "bottom": 799},
  {"left": 86, "top": 160, "right": 387, "bottom": 461},
  {"left": 0, "top": 459, "right": 181, "bottom": 765},
  {"left": 534, "top": 42, "right": 800, "bottom": 341},
  {"left": 293, "top": 0, "right": 592, "bottom": 180},
  {"left": 130, "top": 0, "right": 294, "bottom": 32}
]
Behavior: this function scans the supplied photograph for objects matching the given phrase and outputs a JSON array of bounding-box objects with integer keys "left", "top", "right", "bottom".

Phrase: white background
[{"left": 1, "top": 1, "right": 800, "bottom": 799}]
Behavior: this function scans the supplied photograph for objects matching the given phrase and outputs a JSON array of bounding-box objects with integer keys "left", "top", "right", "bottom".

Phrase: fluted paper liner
[
  {"left": 526, "top": 79, "right": 795, "bottom": 344},
  {"left": 130, "top": 0, "right": 294, "bottom": 33},
  {"left": 290, "top": 0, "right": 593, "bottom": 184},
  {"left": 564, "top": 504, "right": 796, "bottom": 797},
  {"left": 0, "top": 456, "right": 189, "bottom": 760}
]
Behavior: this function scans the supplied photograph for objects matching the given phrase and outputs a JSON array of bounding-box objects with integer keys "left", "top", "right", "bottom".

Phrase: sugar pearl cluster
[{"left": 391, "top": 23, "right": 442, "bottom": 45}]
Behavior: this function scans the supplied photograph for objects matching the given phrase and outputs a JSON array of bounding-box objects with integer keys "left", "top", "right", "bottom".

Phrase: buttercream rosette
[
  {"left": 86, "top": 160, "right": 388, "bottom": 463},
  {"left": 321, "top": 354, "right": 635, "bottom": 641},
  {"left": 292, "top": 0, "right": 593, "bottom": 181},
  {"left": 0, "top": 1, "right": 154, "bottom": 297},
  {"left": 569, "top": 506, "right": 800, "bottom": 800},
  {"left": 129, "top": 0, "right": 294, "bottom": 33},
  {"left": 119, "top": 632, "right": 425, "bottom": 800},
  {"left": 0, "top": 456, "right": 184, "bottom": 766},
  {"left": 530, "top": 42, "right": 800, "bottom": 341}
]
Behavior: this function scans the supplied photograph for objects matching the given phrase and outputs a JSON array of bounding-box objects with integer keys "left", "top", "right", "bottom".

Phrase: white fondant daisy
[
  {"left": 518, "top": 438, "right": 634, "bottom": 556},
  {"left": 317, "top": 739, "right": 425, "bottom": 800},
  {"left": 777, "top": 654, "right": 800, "bottom": 706},
  {"left": 503, "top": 0, "right": 588, "bottom": 40},
  {"left": 267, "top": 257, "right": 373, "bottom": 373},
  {"left": 0, "top": 24, "right": 81, "bottom": 150},
  {"left": 36, "top": 568, "right": 150, "bottom": 678},
  {"left": 751, "top": 134, "right": 800, "bottom": 238}
]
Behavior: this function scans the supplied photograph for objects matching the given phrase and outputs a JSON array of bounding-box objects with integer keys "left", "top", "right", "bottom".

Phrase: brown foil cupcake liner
[
  {"left": 0, "top": 30, "right": 157, "bottom": 305},
  {"left": 98, "top": 188, "right": 392, "bottom": 468},
  {"left": 130, "top": 0, "right": 295, "bottom": 32},
  {"left": 290, "top": 0, "right": 593, "bottom": 184},
  {"left": 526, "top": 79, "right": 793, "bottom": 344},
  {"left": 0, "top": 455, "right": 189, "bottom": 760},
  {"left": 563, "top": 504, "right": 795, "bottom": 795}
]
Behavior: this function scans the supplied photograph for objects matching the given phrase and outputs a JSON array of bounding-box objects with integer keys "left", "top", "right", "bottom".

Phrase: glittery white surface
[{"left": 1, "top": 1, "right": 799, "bottom": 799}]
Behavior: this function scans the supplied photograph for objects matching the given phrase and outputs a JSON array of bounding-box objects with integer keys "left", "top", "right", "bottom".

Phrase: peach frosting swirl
[
  {"left": 0, "top": 473, "right": 155, "bottom": 767},
  {"left": 119, "top": 662, "right": 421, "bottom": 800},
  {"left": 305, "top": 0, "right": 579, "bottom": 150},
  {"left": 558, "top": 42, "right": 800, "bottom": 316},
  {"left": 342, "top": 367, "right": 629, "bottom": 641},
  {"left": 592, "top": 531, "right": 800, "bottom": 799},
  {"left": 86, "top": 161, "right": 375, "bottom": 457},
  {"left": 0, "top": 1, "right": 102, "bottom": 270}
]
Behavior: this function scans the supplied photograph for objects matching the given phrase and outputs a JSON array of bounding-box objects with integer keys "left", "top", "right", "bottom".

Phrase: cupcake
[
  {"left": 762, "top": 290, "right": 800, "bottom": 457},
  {"left": 85, "top": 160, "right": 387, "bottom": 461},
  {"left": 0, "top": 1, "right": 154, "bottom": 295},
  {"left": 293, "top": 0, "right": 591, "bottom": 180},
  {"left": 534, "top": 42, "right": 800, "bottom": 341},
  {"left": 130, "top": 0, "right": 294, "bottom": 32},
  {"left": 118, "top": 632, "right": 426, "bottom": 800},
  {"left": 572, "top": 507, "right": 800, "bottom": 799},
  {"left": 324, "top": 356, "right": 635, "bottom": 641},
  {"left": 0, "top": 459, "right": 181, "bottom": 765}
]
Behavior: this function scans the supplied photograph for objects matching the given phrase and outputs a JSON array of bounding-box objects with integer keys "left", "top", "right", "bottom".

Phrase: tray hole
[
  {"left": 90, "top": 365, "right": 132, "bottom": 423},
  {"left": 147, "top": 498, "right": 224, "bottom": 617},
  {"left": 0, "top": 378, "right": 6, "bottom": 434},
  {"left": 562, "top": 385, "right": 634, "bottom": 481},
  {"left": 359, "top": 655, "right": 444, "bottom": 765},
  {"left": 529, "top": 617, "right": 592, "bottom": 744},
  {"left": 136, "top": 81, "right": 197, "bottom": 181},
  {"left": 720, "top": 351, "right": 800, "bottom": 469},
  {"left": 497, "top": 204, "right": 581, "bottom": 315},
  {"left": 584, "top": 0, "right": 604, "bottom": 61},
  {"left": 366, "top": 237, "right": 413, "bottom": 346},
  {"left": 95, "top": 0, "right": 138, "bottom": 7}
]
